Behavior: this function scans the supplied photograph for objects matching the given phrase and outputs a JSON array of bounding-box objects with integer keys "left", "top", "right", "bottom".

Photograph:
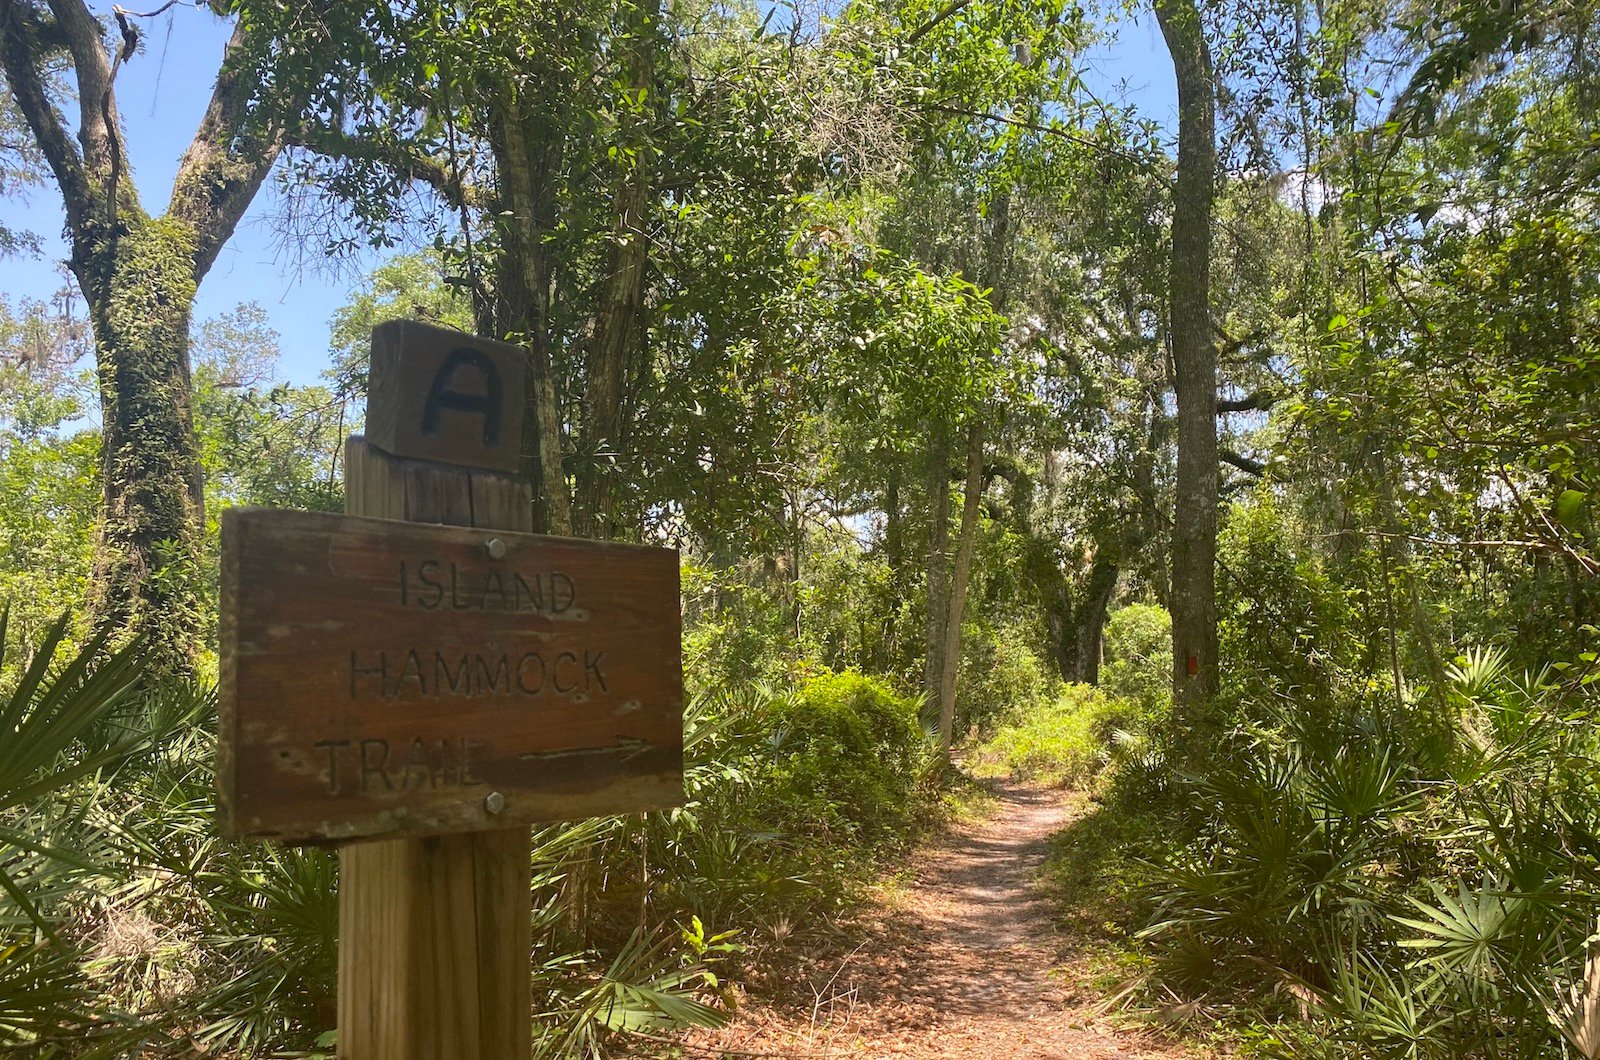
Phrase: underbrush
[
  {"left": 586, "top": 669, "right": 939, "bottom": 968},
  {"left": 1046, "top": 789, "right": 1172, "bottom": 944},
  {"left": 1136, "top": 650, "right": 1600, "bottom": 1059},
  {"left": 1116, "top": 510, "right": 1600, "bottom": 1058},
  {"left": 974, "top": 607, "right": 1172, "bottom": 790},
  {"left": 976, "top": 684, "right": 1137, "bottom": 787},
  {"left": 0, "top": 601, "right": 938, "bottom": 1060}
]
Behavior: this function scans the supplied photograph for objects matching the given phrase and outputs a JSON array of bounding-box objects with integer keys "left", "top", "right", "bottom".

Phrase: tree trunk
[
  {"left": 1134, "top": 349, "right": 1170, "bottom": 607},
  {"left": 79, "top": 214, "right": 203, "bottom": 674},
  {"left": 574, "top": 0, "right": 658, "bottom": 541},
  {"left": 1156, "top": 0, "right": 1219, "bottom": 710},
  {"left": 1049, "top": 549, "right": 1118, "bottom": 685},
  {"left": 572, "top": 162, "right": 649, "bottom": 539},
  {"left": 922, "top": 433, "right": 952, "bottom": 712},
  {"left": 492, "top": 97, "right": 572, "bottom": 537},
  {"left": 1072, "top": 552, "right": 1118, "bottom": 685},
  {"left": 1046, "top": 586, "right": 1074, "bottom": 681},
  {"left": 526, "top": 327, "right": 571, "bottom": 536},
  {"left": 884, "top": 461, "right": 903, "bottom": 572},
  {"left": 0, "top": 5, "right": 300, "bottom": 673},
  {"left": 936, "top": 420, "right": 984, "bottom": 756}
]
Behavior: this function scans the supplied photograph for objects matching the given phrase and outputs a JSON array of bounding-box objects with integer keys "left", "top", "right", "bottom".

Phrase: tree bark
[
  {"left": 483, "top": 0, "right": 661, "bottom": 542},
  {"left": 936, "top": 420, "right": 984, "bottom": 756},
  {"left": 1072, "top": 551, "right": 1118, "bottom": 685},
  {"left": 80, "top": 215, "right": 203, "bottom": 674},
  {"left": 922, "top": 433, "right": 952, "bottom": 712},
  {"left": 1046, "top": 585, "right": 1073, "bottom": 681},
  {"left": 1156, "top": 0, "right": 1219, "bottom": 710},
  {"left": 492, "top": 95, "right": 572, "bottom": 537},
  {"left": 884, "top": 460, "right": 903, "bottom": 572},
  {"left": 1048, "top": 549, "right": 1118, "bottom": 685},
  {"left": 0, "top": 4, "right": 303, "bottom": 671},
  {"left": 573, "top": 0, "right": 658, "bottom": 541}
]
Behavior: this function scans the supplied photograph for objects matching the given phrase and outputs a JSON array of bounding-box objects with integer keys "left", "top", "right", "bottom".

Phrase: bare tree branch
[
  {"left": 100, "top": 7, "right": 139, "bottom": 234},
  {"left": 1220, "top": 448, "right": 1264, "bottom": 476},
  {"left": 1320, "top": 528, "right": 1592, "bottom": 557},
  {"left": 1216, "top": 390, "right": 1278, "bottom": 414},
  {"left": 0, "top": 0, "right": 89, "bottom": 223},
  {"left": 44, "top": 0, "right": 116, "bottom": 174},
  {"left": 113, "top": 0, "right": 185, "bottom": 19}
]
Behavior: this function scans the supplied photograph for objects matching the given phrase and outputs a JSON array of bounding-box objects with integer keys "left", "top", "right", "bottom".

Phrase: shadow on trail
[{"left": 677, "top": 779, "right": 1193, "bottom": 1058}]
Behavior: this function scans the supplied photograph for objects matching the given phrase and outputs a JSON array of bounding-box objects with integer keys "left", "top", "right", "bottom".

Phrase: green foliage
[
  {"left": 813, "top": 249, "right": 1020, "bottom": 464},
  {"left": 681, "top": 558, "right": 799, "bottom": 693},
  {"left": 0, "top": 613, "right": 208, "bottom": 1053},
  {"left": 1101, "top": 605, "right": 1172, "bottom": 714},
  {"left": 532, "top": 922, "right": 731, "bottom": 1059},
  {"left": 759, "top": 670, "right": 932, "bottom": 847},
  {"left": 0, "top": 296, "right": 96, "bottom": 647},
  {"left": 0, "top": 418, "right": 96, "bottom": 649},
  {"left": 1111, "top": 30, "right": 1600, "bottom": 1054},
  {"left": 193, "top": 304, "right": 345, "bottom": 517},
  {"left": 185, "top": 303, "right": 350, "bottom": 661},
  {"left": 1217, "top": 502, "right": 1363, "bottom": 716},
  {"left": 956, "top": 619, "right": 1059, "bottom": 739},
  {"left": 977, "top": 684, "right": 1143, "bottom": 788},
  {"left": 798, "top": 533, "right": 912, "bottom": 681},
  {"left": 323, "top": 252, "right": 474, "bottom": 408},
  {"left": 1133, "top": 629, "right": 1600, "bottom": 1056}
]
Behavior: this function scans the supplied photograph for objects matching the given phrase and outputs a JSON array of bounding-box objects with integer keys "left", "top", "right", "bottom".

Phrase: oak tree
[{"left": 0, "top": 1, "right": 339, "bottom": 670}]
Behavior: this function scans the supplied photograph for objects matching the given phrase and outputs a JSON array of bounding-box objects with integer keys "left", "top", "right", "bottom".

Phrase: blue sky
[{"left": 0, "top": 4, "right": 1175, "bottom": 388}]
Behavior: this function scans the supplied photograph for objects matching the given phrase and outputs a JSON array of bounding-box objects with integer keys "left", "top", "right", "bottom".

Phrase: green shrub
[
  {"left": 1216, "top": 501, "right": 1361, "bottom": 719},
  {"left": 612, "top": 675, "right": 936, "bottom": 953},
  {"left": 1135, "top": 646, "right": 1600, "bottom": 1058},
  {"left": 0, "top": 614, "right": 212, "bottom": 1054},
  {"left": 682, "top": 559, "right": 797, "bottom": 691},
  {"left": 957, "top": 621, "right": 1060, "bottom": 738},
  {"left": 1100, "top": 604, "right": 1171, "bottom": 715},
  {"left": 759, "top": 669, "right": 931, "bottom": 845},
  {"left": 797, "top": 536, "right": 912, "bottom": 680},
  {"left": 977, "top": 684, "right": 1140, "bottom": 788}
]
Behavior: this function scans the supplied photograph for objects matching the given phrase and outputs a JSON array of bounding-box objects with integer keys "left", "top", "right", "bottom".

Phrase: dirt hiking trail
[{"left": 678, "top": 781, "right": 1196, "bottom": 1059}]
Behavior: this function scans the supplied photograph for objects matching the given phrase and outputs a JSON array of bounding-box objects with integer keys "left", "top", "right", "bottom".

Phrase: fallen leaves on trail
[{"left": 666, "top": 783, "right": 1199, "bottom": 1060}]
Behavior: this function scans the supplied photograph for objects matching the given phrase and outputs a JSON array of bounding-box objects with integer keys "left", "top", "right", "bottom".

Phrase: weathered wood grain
[
  {"left": 333, "top": 436, "right": 537, "bottom": 1060},
  {"left": 339, "top": 827, "right": 533, "bottom": 1060},
  {"left": 218, "top": 504, "right": 684, "bottom": 843},
  {"left": 364, "top": 320, "right": 527, "bottom": 473}
]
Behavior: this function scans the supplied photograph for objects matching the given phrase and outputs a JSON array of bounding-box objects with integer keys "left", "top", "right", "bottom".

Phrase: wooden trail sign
[
  {"left": 218, "top": 509, "right": 683, "bottom": 843},
  {"left": 217, "top": 321, "right": 686, "bottom": 1060}
]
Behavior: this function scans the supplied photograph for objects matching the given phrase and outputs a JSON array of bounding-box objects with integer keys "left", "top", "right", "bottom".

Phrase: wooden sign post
[{"left": 218, "top": 320, "right": 684, "bottom": 1059}]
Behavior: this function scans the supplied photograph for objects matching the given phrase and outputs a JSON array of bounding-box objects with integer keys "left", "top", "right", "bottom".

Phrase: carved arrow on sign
[{"left": 518, "top": 737, "right": 657, "bottom": 766}]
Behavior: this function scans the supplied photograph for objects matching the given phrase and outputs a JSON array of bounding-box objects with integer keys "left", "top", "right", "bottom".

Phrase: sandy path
[{"left": 674, "top": 782, "right": 1193, "bottom": 1060}]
